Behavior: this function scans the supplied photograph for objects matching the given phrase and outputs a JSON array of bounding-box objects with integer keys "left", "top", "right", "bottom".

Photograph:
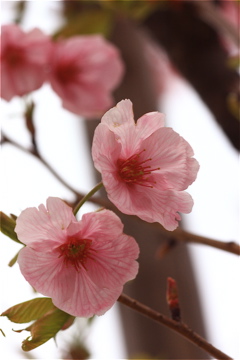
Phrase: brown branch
[
  {"left": 156, "top": 226, "right": 240, "bottom": 256},
  {"left": 1, "top": 133, "right": 108, "bottom": 208},
  {"left": 173, "top": 228, "right": 240, "bottom": 256},
  {"left": 3, "top": 132, "right": 238, "bottom": 256},
  {"left": 118, "top": 293, "right": 233, "bottom": 360}
]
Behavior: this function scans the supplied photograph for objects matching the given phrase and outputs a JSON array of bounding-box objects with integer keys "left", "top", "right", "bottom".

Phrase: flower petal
[
  {"left": 46, "top": 197, "right": 75, "bottom": 230},
  {"left": 87, "top": 233, "right": 139, "bottom": 289},
  {"left": 80, "top": 210, "right": 124, "bottom": 241},
  {"left": 53, "top": 271, "right": 123, "bottom": 317},
  {"left": 101, "top": 99, "right": 134, "bottom": 130},
  {"left": 92, "top": 123, "right": 121, "bottom": 173},
  {"left": 18, "top": 247, "right": 74, "bottom": 302},
  {"left": 15, "top": 198, "right": 74, "bottom": 248},
  {"left": 142, "top": 128, "right": 200, "bottom": 190},
  {"left": 136, "top": 111, "right": 165, "bottom": 140},
  {"left": 129, "top": 187, "right": 193, "bottom": 231}
]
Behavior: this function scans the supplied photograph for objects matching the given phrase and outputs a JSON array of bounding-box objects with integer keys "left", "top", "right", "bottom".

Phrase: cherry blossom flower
[
  {"left": 92, "top": 99, "right": 199, "bottom": 231},
  {"left": 15, "top": 197, "right": 139, "bottom": 318},
  {"left": 0, "top": 24, "right": 51, "bottom": 101},
  {"left": 48, "top": 35, "right": 124, "bottom": 118}
]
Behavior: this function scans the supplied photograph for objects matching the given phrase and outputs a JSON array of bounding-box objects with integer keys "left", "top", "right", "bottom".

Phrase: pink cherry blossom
[
  {"left": 92, "top": 99, "right": 199, "bottom": 231},
  {"left": 15, "top": 197, "right": 139, "bottom": 318},
  {"left": 47, "top": 35, "right": 124, "bottom": 118},
  {"left": 0, "top": 24, "right": 51, "bottom": 101}
]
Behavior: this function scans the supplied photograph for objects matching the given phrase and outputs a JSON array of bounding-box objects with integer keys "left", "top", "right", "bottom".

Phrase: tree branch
[
  {"left": 2, "top": 133, "right": 238, "bottom": 256},
  {"left": 1, "top": 133, "right": 108, "bottom": 208},
  {"left": 118, "top": 293, "right": 233, "bottom": 360},
  {"left": 173, "top": 228, "right": 240, "bottom": 256}
]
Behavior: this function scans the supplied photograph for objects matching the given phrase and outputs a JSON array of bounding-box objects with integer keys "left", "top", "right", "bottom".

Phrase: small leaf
[
  {"left": 61, "top": 316, "right": 75, "bottom": 331},
  {"left": 21, "top": 308, "right": 73, "bottom": 351},
  {"left": 1, "top": 298, "right": 55, "bottom": 323},
  {"left": 8, "top": 248, "right": 23, "bottom": 267},
  {"left": 10, "top": 214, "right": 17, "bottom": 221},
  {"left": 0, "top": 212, "right": 22, "bottom": 244}
]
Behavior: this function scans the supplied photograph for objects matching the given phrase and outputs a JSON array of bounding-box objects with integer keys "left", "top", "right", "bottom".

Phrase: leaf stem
[{"left": 73, "top": 182, "right": 103, "bottom": 216}]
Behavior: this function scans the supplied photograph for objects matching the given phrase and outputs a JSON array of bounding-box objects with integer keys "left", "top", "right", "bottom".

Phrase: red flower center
[
  {"left": 55, "top": 62, "right": 80, "bottom": 84},
  {"left": 5, "top": 46, "right": 23, "bottom": 66},
  {"left": 117, "top": 149, "right": 160, "bottom": 187},
  {"left": 57, "top": 237, "right": 95, "bottom": 271}
]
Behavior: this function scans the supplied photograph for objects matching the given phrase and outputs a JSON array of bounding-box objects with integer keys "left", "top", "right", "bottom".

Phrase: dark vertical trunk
[{"left": 85, "top": 18, "right": 209, "bottom": 359}]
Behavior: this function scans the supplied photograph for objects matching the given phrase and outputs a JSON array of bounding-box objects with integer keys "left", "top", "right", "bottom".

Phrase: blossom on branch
[
  {"left": 92, "top": 99, "right": 199, "bottom": 231},
  {"left": 15, "top": 197, "right": 139, "bottom": 318},
  {"left": 0, "top": 24, "right": 51, "bottom": 101},
  {"left": 48, "top": 35, "right": 124, "bottom": 118}
]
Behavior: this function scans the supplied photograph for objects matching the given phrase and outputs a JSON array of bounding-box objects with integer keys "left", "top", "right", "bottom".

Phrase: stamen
[
  {"left": 57, "top": 237, "right": 95, "bottom": 272},
  {"left": 118, "top": 149, "right": 160, "bottom": 188}
]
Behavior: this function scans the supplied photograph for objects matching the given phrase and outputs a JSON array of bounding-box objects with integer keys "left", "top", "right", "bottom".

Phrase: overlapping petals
[
  {"left": 15, "top": 197, "right": 139, "bottom": 317},
  {"left": 92, "top": 99, "right": 199, "bottom": 231},
  {"left": 48, "top": 35, "right": 124, "bottom": 118},
  {"left": 1, "top": 24, "right": 51, "bottom": 101}
]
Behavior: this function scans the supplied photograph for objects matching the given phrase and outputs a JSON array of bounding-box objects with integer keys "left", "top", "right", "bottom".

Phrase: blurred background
[{"left": 0, "top": 1, "right": 239, "bottom": 359}]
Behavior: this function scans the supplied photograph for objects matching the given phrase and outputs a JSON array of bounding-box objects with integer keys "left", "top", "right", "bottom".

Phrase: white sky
[{"left": 0, "top": 1, "right": 239, "bottom": 359}]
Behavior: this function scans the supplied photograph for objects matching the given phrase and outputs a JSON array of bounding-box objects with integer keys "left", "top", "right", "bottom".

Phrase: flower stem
[{"left": 73, "top": 182, "right": 104, "bottom": 216}]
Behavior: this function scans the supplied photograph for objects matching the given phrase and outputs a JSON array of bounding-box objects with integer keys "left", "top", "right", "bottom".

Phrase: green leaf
[
  {"left": 61, "top": 315, "right": 75, "bottom": 331},
  {"left": 0, "top": 212, "right": 22, "bottom": 244},
  {"left": 20, "top": 308, "right": 73, "bottom": 351},
  {"left": 1, "top": 298, "right": 55, "bottom": 323},
  {"left": 8, "top": 248, "right": 23, "bottom": 267}
]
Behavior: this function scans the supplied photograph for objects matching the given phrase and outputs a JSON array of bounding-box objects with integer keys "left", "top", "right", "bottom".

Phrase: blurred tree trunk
[
  {"left": 144, "top": 1, "right": 239, "bottom": 151},
  {"left": 85, "top": 18, "right": 209, "bottom": 359}
]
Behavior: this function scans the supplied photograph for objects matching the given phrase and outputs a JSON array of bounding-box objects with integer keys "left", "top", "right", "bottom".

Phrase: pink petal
[
  {"left": 80, "top": 210, "right": 124, "bottom": 241},
  {"left": 1, "top": 24, "right": 51, "bottom": 101},
  {"left": 15, "top": 198, "right": 74, "bottom": 248},
  {"left": 17, "top": 247, "right": 73, "bottom": 301},
  {"left": 92, "top": 124, "right": 121, "bottom": 173},
  {"left": 101, "top": 99, "right": 134, "bottom": 130},
  {"left": 48, "top": 35, "right": 124, "bottom": 118},
  {"left": 142, "top": 128, "right": 199, "bottom": 190},
  {"left": 86, "top": 233, "right": 139, "bottom": 289},
  {"left": 136, "top": 111, "right": 165, "bottom": 140},
  {"left": 46, "top": 197, "right": 76, "bottom": 230},
  {"left": 54, "top": 270, "right": 124, "bottom": 317},
  {"left": 129, "top": 187, "right": 193, "bottom": 231}
]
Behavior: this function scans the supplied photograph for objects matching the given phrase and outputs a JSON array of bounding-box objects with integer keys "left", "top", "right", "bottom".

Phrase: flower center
[
  {"left": 57, "top": 237, "right": 95, "bottom": 271},
  {"left": 5, "top": 46, "right": 23, "bottom": 66},
  {"left": 55, "top": 62, "right": 80, "bottom": 84},
  {"left": 117, "top": 149, "right": 160, "bottom": 188}
]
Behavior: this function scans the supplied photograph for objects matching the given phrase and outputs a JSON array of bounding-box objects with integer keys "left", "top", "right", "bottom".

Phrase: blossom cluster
[
  {"left": 1, "top": 24, "right": 199, "bottom": 322},
  {"left": 1, "top": 24, "right": 124, "bottom": 118},
  {"left": 14, "top": 99, "right": 199, "bottom": 318}
]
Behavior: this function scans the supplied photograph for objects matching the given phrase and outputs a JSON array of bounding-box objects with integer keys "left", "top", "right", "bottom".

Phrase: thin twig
[
  {"left": 194, "top": 0, "right": 239, "bottom": 47},
  {"left": 1, "top": 133, "right": 107, "bottom": 208},
  {"left": 118, "top": 293, "right": 233, "bottom": 360},
  {"left": 173, "top": 228, "right": 240, "bottom": 256}
]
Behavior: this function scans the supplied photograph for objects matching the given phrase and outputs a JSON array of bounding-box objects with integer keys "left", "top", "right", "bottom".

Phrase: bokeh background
[{"left": 1, "top": 1, "right": 239, "bottom": 359}]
